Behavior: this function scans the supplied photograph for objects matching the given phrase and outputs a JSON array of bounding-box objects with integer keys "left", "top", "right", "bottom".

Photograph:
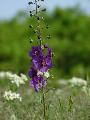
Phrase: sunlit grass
[{"left": 0, "top": 77, "right": 90, "bottom": 120}]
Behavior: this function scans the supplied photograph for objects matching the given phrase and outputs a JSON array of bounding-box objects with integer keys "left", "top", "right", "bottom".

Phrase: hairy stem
[{"left": 42, "top": 89, "right": 46, "bottom": 120}]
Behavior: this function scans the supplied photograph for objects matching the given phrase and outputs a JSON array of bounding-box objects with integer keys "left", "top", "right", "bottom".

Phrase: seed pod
[
  {"left": 47, "top": 35, "right": 51, "bottom": 39},
  {"left": 44, "top": 44, "right": 48, "bottom": 48},
  {"left": 37, "top": 16, "right": 40, "bottom": 20},
  {"left": 37, "top": 5, "right": 40, "bottom": 8},
  {"left": 34, "top": 30, "right": 37, "bottom": 33},
  {"left": 52, "top": 52, "right": 55, "bottom": 57},
  {"left": 46, "top": 25, "right": 49, "bottom": 29},
  {"left": 30, "top": 14, "right": 33, "bottom": 17},
  {"left": 42, "top": 8, "right": 46, "bottom": 12},
  {"left": 30, "top": 39, "right": 33, "bottom": 43},
  {"left": 29, "top": 11, "right": 32, "bottom": 13},
  {"left": 29, "top": 25, "right": 33, "bottom": 28},
  {"left": 38, "top": 36, "right": 41, "bottom": 40},
  {"left": 41, "top": 17, "right": 44, "bottom": 20},
  {"left": 28, "top": 2, "right": 33, "bottom": 5}
]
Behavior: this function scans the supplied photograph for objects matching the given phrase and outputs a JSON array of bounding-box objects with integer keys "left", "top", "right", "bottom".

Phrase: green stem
[{"left": 42, "top": 89, "right": 46, "bottom": 120}]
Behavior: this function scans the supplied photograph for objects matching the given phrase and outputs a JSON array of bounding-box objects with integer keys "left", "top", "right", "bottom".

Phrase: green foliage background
[{"left": 0, "top": 7, "right": 90, "bottom": 80}]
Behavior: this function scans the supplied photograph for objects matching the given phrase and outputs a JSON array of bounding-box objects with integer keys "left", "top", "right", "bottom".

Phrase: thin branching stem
[
  {"left": 35, "top": 0, "right": 38, "bottom": 14},
  {"left": 31, "top": 0, "right": 46, "bottom": 119},
  {"left": 35, "top": 0, "right": 42, "bottom": 46}
]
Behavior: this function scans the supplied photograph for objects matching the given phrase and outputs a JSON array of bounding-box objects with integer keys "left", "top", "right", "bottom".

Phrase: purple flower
[
  {"left": 47, "top": 48, "right": 52, "bottom": 58},
  {"left": 33, "top": 47, "right": 53, "bottom": 72},
  {"left": 33, "top": 58, "right": 52, "bottom": 72},
  {"left": 30, "top": 76, "right": 46, "bottom": 92},
  {"left": 28, "top": 67, "right": 37, "bottom": 78},
  {"left": 29, "top": 46, "right": 43, "bottom": 60}
]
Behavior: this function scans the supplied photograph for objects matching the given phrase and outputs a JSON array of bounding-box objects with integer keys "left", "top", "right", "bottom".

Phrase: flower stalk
[{"left": 28, "top": 0, "right": 53, "bottom": 119}]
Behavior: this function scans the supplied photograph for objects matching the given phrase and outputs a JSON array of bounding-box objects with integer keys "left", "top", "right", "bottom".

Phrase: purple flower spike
[
  {"left": 30, "top": 76, "right": 46, "bottom": 92},
  {"left": 28, "top": 45, "right": 53, "bottom": 92}
]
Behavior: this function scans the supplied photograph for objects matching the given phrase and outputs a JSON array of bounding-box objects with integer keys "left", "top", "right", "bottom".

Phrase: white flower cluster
[
  {"left": 9, "top": 73, "right": 28, "bottom": 87},
  {"left": 0, "top": 72, "right": 28, "bottom": 101},
  {"left": 0, "top": 71, "right": 12, "bottom": 79},
  {"left": 0, "top": 71, "right": 28, "bottom": 87},
  {"left": 69, "top": 77, "right": 87, "bottom": 87},
  {"left": 58, "top": 79, "right": 69, "bottom": 85},
  {"left": 3, "top": 90, "right": 22, "bottom": 101}
]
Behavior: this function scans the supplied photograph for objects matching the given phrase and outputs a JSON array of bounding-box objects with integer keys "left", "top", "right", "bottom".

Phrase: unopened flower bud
[
  {"left": 37, "top": 5, "right": 40, "bottom": 8},
  {"left": 42, "top": 8, "right": 46, "bottom": 12},
  {"left": 28, "top": 2, "right": 33, "bottom": 5},
  {"left": 30, "top": 39, "right": 33, "bottom": 43},
  {"left": 29, "top": 25, "right": 33, "bottom": 28}
]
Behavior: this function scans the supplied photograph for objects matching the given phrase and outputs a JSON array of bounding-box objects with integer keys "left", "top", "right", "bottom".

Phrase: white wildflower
[
  {"left": 0, "top": 71, "right": 12, "bottom": 79},
  {"left": 9, "top": 74, "right": 25, "bottom": 87},
  {"left": 3, "top": 90, "right": 22, "bottom": 101},
  {"left": 44, "top": 71, "right": 50, "bottom": 78},
  {"left": 69, "top": 77, "right": 87, "bottom": 87},
  {"left": 0, "top": 71, "right": 28, "bottom": 87},
  {"left": 58, "top": 79, "right": 68, "bottom": 85},
  {"left": 20, "top": 73, "right": 28, "bottom": 81},
  {"left": 6, "top": 72, "right": 12, "bottom": 77}
]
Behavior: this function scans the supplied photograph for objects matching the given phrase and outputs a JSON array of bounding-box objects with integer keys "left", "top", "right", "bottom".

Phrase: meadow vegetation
[{"left": 0, "top": 7, "right": 90, "bottom": 120}]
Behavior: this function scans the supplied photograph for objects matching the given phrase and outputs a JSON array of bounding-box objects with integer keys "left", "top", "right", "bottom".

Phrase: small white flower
[
  {"left": 58, "top": 79, "right": 68, "bottom": 85},
  {"left": 20, "top": 73, "right": 28, "bottom": 81},
  {"left": 3, "top": 90, "right": 22, "bottom": 101},
  {"left": 69, "top": 77, "right": 87, "bottom": 87},
  {"left": 44, "top": 71, "right": 50, "bottom": 78}
]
